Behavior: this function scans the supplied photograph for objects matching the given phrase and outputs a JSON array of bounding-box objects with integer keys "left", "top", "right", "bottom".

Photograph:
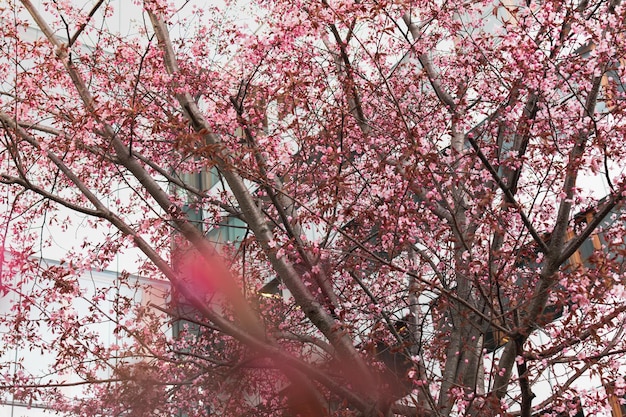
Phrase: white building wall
[{"left": 0, "top": 255, "right": 170, "bottom": 415}]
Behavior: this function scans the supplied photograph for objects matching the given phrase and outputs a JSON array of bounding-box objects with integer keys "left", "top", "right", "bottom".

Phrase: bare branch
[
  {"left": 466, "top": 133, "right": 550, "bottom": 254},
  {"left": 68, "top": 0, "right": 105, "bottom": 47}
]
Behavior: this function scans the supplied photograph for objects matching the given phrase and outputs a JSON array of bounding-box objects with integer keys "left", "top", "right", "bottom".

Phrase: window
[{"left": 206, "top": 216, "right": 248, "bottom": 245}]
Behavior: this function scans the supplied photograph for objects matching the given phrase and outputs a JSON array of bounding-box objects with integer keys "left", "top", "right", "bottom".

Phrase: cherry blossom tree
[{"left": 2, "top": 0, "right": 626, "bottom": 416}]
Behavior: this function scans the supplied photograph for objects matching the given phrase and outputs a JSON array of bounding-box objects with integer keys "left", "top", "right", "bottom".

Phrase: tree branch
[{"left": 402, "top": 13, "right": 456, "bottom": 111}]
